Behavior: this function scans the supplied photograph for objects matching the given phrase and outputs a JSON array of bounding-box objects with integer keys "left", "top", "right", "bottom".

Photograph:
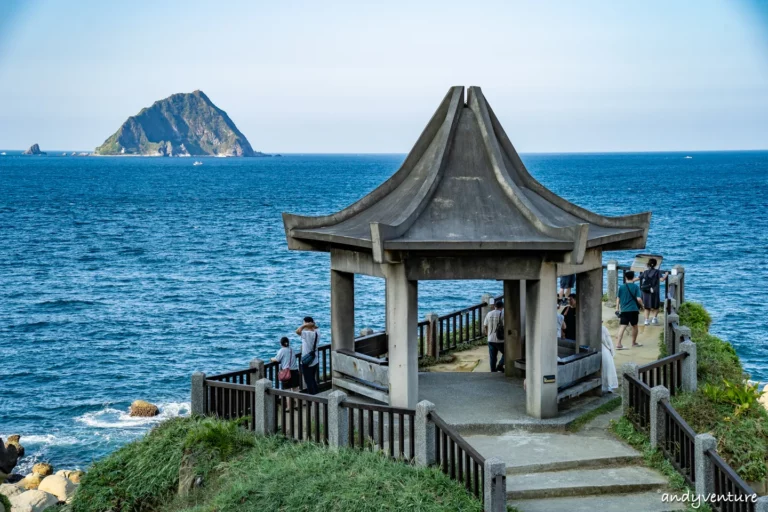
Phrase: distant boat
[
  {"left": 193, "top": 161, "right": 203, "bottom": 166},
  {"left": 684, "top": 156, "right": 693, "bottom": 159}
]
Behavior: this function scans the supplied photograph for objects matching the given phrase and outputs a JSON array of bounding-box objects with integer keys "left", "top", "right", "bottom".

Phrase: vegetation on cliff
[
  {"left": 65, "top": 417, "right": 481, "bottom": 512},
  {"left": 94, "top": 91, "right": 262, "bottom": 157}
]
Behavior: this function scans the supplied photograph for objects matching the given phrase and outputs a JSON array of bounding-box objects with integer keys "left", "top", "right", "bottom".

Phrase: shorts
[
  {"left": 559, "top": 274, "right": 576, "bottom": 289},
  {"left": 281, "top": 369, "right": 301, "bottom": 389},
  {"left": 620, "top": 311, "right": 639, "bottom": 326}
]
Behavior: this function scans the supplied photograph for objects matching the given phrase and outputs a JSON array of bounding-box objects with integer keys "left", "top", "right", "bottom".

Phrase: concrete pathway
[{"left": 464, "top": 409, "right": 685, "bottom": 512}]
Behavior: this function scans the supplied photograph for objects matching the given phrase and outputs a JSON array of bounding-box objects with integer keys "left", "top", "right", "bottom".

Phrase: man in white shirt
[
  {"left": 483, "top": 300, "right": 505, "bottom": 372},
  {"left": 296, "top": 316, "right": 320, "bottom": 394}
]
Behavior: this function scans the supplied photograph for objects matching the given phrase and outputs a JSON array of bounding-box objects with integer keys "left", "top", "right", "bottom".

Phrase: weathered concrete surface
[
  {"left": 525, "top": 264, "right": 558, "bottom": 419},
  {"left": 464, "top": 432, "right": 641, "bottom": 474},
  {"left": 330, "top": 268, "right": 355, "bottom": 354},
  {"left": 506, "top": 466, "right": 668, "bottom": 499},
  {"left": 509, "top": 492, "right": 686, "bottom": 512},
  {"left": 384, "top": 263, "right": 418, "bottom": 408}
]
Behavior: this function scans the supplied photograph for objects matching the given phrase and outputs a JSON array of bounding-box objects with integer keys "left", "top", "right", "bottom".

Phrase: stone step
[
  {"left": 464, "top": 432, "right": 642, "bottom": 474},
  {"left": 506, "top": 466, "right": 669, "bottom": 500},
  {"left": 509, "top": 491, "right": 687, "bottom": 512}
]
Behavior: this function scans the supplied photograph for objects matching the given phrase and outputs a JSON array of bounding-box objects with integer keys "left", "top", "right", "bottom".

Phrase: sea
[{"left": 1, "top": 150, "right": 766, "bottom": 473}]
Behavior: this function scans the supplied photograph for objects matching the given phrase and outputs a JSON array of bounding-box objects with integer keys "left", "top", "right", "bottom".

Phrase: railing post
[
  {"left": 607, "top": 260, "right": 619, "bottom": 303},
  {"left": 694, "top": 433, "right": 717, "bottom": 499},
  {"left": 480, "top": 294, "right": 493, "bottom": 322},
  {"left": 253, "top": 378, "right": 274, "bottom": 435},
  {"left": 425, "top": 312, "right": 439, "bottom": 358},
  {"left": 249, "top": 358, "right": 265, "bottom": 383},
  {"left": 327, "top": 390, "right": 349, "bottom": 450},
  {"left": 621, "top": 363, "right": 639, "bottom": 417},
  {"left": 672, "top": 326, "right": 691, "bottom": 358},
  {"left": 679, "top": 340, "right": 698, "bottom": 392},
  {"left": 483, "top": 457, "right": 506, "bottom": 512},
  {"left": 649, "top": 386, "right": 670, "bottom": 449},
  {"left": 665, "top": 311, "right": 679, "bottom": 355},
  {"left": 191, "top": 372, "right": 206, "bottom": 416},
  {"left": 414, "top": 400, "right": 436, "bottom": 466},
  {"left": 672, "top": 265, "right": 685, "bottom": 304},
  {"left": 756, "top": 496, "right": 768, "bottom": 511}
]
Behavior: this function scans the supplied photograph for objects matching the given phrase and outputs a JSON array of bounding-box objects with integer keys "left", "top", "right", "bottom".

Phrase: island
[
  {"left": 94, "top": 90, "right": 265, "bottom": 157},
  {"left": 22, "top": 143, "right": 46, "bottom": 155}
]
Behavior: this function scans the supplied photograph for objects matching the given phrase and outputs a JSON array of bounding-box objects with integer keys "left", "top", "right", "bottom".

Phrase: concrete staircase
[{"left": 463, "top": 411, "right": 686, "bottom": 512}]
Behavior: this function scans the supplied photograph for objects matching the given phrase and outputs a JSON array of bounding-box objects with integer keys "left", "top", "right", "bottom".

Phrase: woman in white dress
[{"left": 601, "top": 322, "right": 619, "bottom": 393}]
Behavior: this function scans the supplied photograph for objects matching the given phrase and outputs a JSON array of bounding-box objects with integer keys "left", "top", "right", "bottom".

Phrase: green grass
[
  {"left": 566, "top": 396, "right": 621, "bottom": 432},
  {"left": 0, "top": 494, "right": 11, "bottom": 512},
  {"left": 66, "top": 416, "right": 483, "bottom": 512},
  {"left": 610, "top": 417, "right": 712, "bottom": 512}
]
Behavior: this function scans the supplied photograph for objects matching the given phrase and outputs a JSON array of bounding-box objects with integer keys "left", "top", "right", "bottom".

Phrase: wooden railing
[
  {"left": 417, "top": 319, "right": 429, "bottom": 358},
  {"left": 638, "top": 352, "right": 687, "bottom": 396},
  {"left": 268, "top": 388, "right": 329, "bottom": 444},
  {"left": 625, "top": 374, "right": 652, "bottom": 432},
  {"left": 341, "top": 401, "right": 414, "bottom": 460},
  {"left": 659, "top": 399, "right": 696, "bottom": 487},
  {"left": 437, "top": 300, "right": 489, "bottom": 352},
  {"left": 707, "top": 449, "right": 757, "bottom": 512},
  {"left": 203, "top": 380, "right": 256, "bottom": 429},
  {"left": 430, "top": 411, "right": 491, "bottom": 501},
  {"left": 206, "top": 367, "right": 259, "bottom": 384},
  {"left": 263, "top": 343, "right": 334, "bottom": 391}
]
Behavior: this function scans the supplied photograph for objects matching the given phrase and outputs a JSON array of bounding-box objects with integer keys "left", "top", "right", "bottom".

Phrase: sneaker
[
  {"left": 651, "top": 317, "right": 659, "bottom": 325},
  {"left": 644, "top": 319, "right": 650, "bottom": 326}
]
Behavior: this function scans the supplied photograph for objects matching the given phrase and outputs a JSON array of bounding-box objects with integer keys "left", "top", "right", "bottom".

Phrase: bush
[
  {"left": 695, "top": 332, "right": 743, "bottom": 385},
  {"left": 677, "top": 302, "right": 712, "bottom": 333}
]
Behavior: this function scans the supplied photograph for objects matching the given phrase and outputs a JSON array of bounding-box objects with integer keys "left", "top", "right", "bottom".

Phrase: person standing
[
  {"left": 561, "top": 294, "right": 577, "bottom": 342},
  {"left": 639, "top": 258, "right": 668, "bottom": 326},
  {"left": 615, "top": 271, "right": 644, "bottom": 349},
  {"left": 483, "top": 299, "right": 505, "bottom": 372},
  {"left": 559, "top": 274, "right": 576, "bottom": 306},
  {"left": 556, "top": 296, "right": 566, "bottom": 339},
  {"left": 271, "top": 336, "right": 300, "bottom": 391},
  {"left": 296, "top": 317, "right": 320, "bottom": 394},
  {"left": 601, "top": 322, "right": 619, "bottom": 393}
]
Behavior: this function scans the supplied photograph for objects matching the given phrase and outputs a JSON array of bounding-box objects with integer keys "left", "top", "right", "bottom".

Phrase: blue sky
[{"left": 1, "top": 0, "right": 767, "bottom": 152}]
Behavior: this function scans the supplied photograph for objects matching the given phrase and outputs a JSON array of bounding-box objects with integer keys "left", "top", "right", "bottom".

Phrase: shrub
[
  {"left": 695, "top": 332, "right": 743, "bottom": 385},
  {"left": 677, "top": 302, "right": 712, "bottom": 333}
]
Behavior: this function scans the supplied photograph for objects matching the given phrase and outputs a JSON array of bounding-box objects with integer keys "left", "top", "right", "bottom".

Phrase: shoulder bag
[
  {"left": 301, "top": 332, "right": 318, "bottom": 366},
  {"left": 278, "top": 348, "right": 293, "bottom": 382}
]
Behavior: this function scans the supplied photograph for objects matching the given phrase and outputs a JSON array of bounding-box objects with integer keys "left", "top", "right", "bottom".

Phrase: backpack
[
  {"left": 494, "top": 311, "right": 505, "bottom": 341},
  {"left": 640, "top": 269, "right": 658, "bottom": 293},
  {"left": 301, "top": 332, "right": 318, "bottom": 366}
]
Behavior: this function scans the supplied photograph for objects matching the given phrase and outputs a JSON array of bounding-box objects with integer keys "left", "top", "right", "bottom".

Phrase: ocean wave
[
  {"left": 76, "top": 401, "right": 190, "bottom": 429},
  {"left": 37, "top": 299, "right": 101, "bottom": 308}
]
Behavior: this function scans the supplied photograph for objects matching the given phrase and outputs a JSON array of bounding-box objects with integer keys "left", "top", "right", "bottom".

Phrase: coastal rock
[
  {"left": 0, "top": 437, "right": 23, "bottom": 475},
  {"left": 0, "top": 483, "right": 22, "bottom": 499},
  {"left": 38, "top": 474, "right": 76, "bottom": 502},
  {"left": 55, "top": 469, "right": 84, "bottom": 484},
  {"left": 31, "top": 463, "right": 53, "bottom": 477},
  {"left": 129, "top": 400, "right": 159, "bottom": 417},
  {"left": 9, "top": 489, "right": 58, "bottom": 512},
  {"left": 4, "top": 474, "right": 23, "bottom": 484},
  {"left": 94, "top": 90, "right": 265, "bottom": 157},
  {"left": 18, "top": 473, "right": 44, "bottom": 490},
  {"left": 22, "top": 144, "right": 46, "bottom": 156}
]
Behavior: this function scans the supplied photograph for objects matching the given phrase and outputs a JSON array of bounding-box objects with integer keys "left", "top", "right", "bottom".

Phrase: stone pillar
[
  {"left": 672, "top": 265, "right": 685, "bottom": 304},
  {"left": 425, "top": 312, "right": 439, "bottom": 358},
  {"left": 525, "top": 263, "right": 558, "bottom": 419},
  {"left": 253, "top": 378, "right": 275, "bottom": 435},
  {"left": 483, "top": 457, "right": 506, "bottom": 512},
  {"left": 649, "top": 386, "right": 670, "bottom": 449},
  {"left": 621, "top": 363, "right": 639, "bottom": 417},
  {"left": 480, "top": 293, "right": 493, "bottom": 321},
  {"left": 679, "top": 340, "right": 698, "bottom": 392},
  {"left": 607, "top": 260, "right": 619, "bottom": 303},
  {"left": 249, "top": 359, "right": 265, "bottom": 384},
  {"left": 577, "top": 267, "right": 603, "bottom": 353},
  {"left": 503, "top": 280, "right": 524, "bottom": 377},
  {"left": 414, "top": 400, "right": 436, "bottom": 466},
  {"left": 664, "top": 312, "right": 679, "bottom": 356},
  {"left": 331, "top": 269, "right": 355, "bottom": 354},
  {"left": 694, "top": 433, "right": 717, "bottom": 499},
  {"left": 191, "top": 372, "right": 206, "bottom": 416},
  {"left": 385, "top": 263, "right": 419, "bottom": 408},
  {"left": 672, "top": 325, "right": 691, "bottom": 358},
  {"left": 327, "top": 390, "right": 349, "bottom": 449}
]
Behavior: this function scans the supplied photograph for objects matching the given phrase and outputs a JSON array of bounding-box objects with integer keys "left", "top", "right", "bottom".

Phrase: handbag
[
  {"left": 278, "top": 348, "right": 293, "bottom": 382},
  {"left": 301, "top": 332, "right": 318, "bottom": 366}
]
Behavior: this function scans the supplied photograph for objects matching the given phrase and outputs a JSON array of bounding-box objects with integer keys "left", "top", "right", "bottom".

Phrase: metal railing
[
  {"left": 708, "top": 449, "right": 757, "bottom": 512},
  {"left": 638, "top": 352, "right": 688, "bottom": 396},
  {"left": 659, "top": 399, "right": 696, "bottom": 487},
  {"left": 268, "top": 388, "right": 329, "bottom": 444},
  {"left": 341, "top": 401, "right": 414, "bottom": 460},
  {"left": 203, "top": 379, "right": 256, "bottom": 429},
  {"left": 625, "top": 374, "right": 652, "bottom": 432}
]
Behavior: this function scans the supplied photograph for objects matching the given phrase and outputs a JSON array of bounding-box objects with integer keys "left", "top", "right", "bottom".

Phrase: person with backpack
[
  {"left": 271, "top": 336, "right": 301, "bottom": 391},
  {"left": 638, "top": 258, "right": 669, "bottom": 326},
  {"left": 615, "top": 271, "right": 644, "bottom": 350},
  {"left": 483, "top": 299, "right": 505, "bottom": 372},
  {"left": 296, "top": 316, "right": 320, "bottom": 394}
]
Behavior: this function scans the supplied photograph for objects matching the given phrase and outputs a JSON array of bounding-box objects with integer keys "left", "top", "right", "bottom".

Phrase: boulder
[
  {"left": 4, "top": 474, "right": 23, "bottom": 484},
  {"left": 18, "top": 473, "right": 44, "bottom": 490},
  {"left": 0, "top": 483, "right": 22, "bottom": 499},
  {"left": 9, "top": 489, "right": 58, "bottom": 512},
  {"left": 31, "top": 463, "right": 53, "bottom": 477},
  {"left": 5, "top": 436, "right": 24, "bottom": 458},
  {"left": 55, "top": 469, "right": 84, "bottom": 484},
  {"left": 38, "top": 474, "right": 76, "bottom": 503},
  {"left": 0, "top": 437, "right": 23, "bottom": 475},
  {"left": 129, "top": 400, "right": 159, "bottom": 417}
]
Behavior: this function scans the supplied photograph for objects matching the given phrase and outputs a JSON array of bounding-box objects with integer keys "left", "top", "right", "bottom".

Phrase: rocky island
[
  {"left": 22, "top": 144, "right": 46, "bottom": 155},
  {"left": 94, "top": 90, "right": 264, "bottom": 157}
]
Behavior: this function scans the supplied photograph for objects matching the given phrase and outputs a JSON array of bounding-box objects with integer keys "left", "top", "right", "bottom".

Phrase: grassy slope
[{"left": 66, "top": 417, "right": 482, "bottom": 512}]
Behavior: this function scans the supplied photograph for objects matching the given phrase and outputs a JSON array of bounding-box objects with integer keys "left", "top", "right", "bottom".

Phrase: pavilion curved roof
[{"left": 283, "top": 86, "right": 650, "bottom": 264}]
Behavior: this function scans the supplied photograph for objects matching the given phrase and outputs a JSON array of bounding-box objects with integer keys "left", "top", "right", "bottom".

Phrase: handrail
[
  {"left": 205, "top": 380, "right": 255, "bottom": 392},
  {"left": 707, "top": 448, "right": 757, "bottom": 512},
  {"left": 429, "top": 411, "right": 486, "bottom": 465},
  {"left": 638, "top": 351, "right": 687, "bottom": 371},
  {"left": 335, "top": 348, "right": 388, "bottom": 366},
  {"left": 267, "top": 387, "right": 329, "bottom": 404},
  {"left": 638, "top": 352, "right": 687, "bottom": 395},
  {"left": 430, "top": 410, "right": 487, "bottom": 500},
  {"left": 340, "top": 400, "right": 414, "bottom": 416},
  {"left": 207, "top": 367, "right": 258, "bottom": 381}
]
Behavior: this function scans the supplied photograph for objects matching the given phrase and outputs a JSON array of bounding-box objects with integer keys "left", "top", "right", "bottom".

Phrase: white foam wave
[
  {"left": 76, "top": 401, "right": 190, "bottom": 429},
  {"left": 0, "top": 433, "right": 79, "bottom": 447}
]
